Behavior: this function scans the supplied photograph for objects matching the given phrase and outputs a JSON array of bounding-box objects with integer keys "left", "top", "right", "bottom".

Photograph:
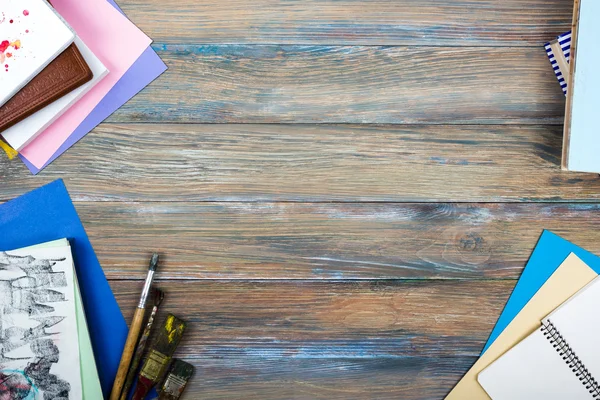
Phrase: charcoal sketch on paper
[{"left": 0, "top": 245, "right": 82, "bottom": 399}]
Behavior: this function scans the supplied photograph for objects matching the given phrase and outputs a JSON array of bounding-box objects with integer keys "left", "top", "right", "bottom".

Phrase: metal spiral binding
[{"left": 541, "top": 320, "right": 600, "bottom": 398}]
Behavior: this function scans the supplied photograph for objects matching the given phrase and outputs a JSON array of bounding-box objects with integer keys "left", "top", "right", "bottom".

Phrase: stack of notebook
[
  {"left": 0, "top": 0, "right": 166, "bottom": 173},
  {"left": 0, "top": 0, "right": 108, "bottom": 151},
  {"left": 446, "top": 231, "right": 600, "bottom": 399},
  {"left": 544, "top": 0, "right": 600, "bottom": 174},
  {"left": 479, "top": 270, "right": 600, "bottom": 398}
]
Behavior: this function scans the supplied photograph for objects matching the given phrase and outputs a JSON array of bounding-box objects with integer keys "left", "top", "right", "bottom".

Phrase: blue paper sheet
[
  {"left": 483, "top": 230, "right": 600, "bottom": 353},
  {"left": 0, "top": 180, "right": 127, "bottom": 397}
]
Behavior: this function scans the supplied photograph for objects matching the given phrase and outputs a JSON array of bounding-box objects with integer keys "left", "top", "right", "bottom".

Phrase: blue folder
[
  {"left": 483, "top": 230, "right": 600, "bottom": 353},
  {"left": 0, "top": 180, "right": 127, "bottom": 397}
]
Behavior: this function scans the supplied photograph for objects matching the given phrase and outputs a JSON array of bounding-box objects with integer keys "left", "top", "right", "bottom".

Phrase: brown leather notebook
[{"left": 0, "top": 43, "right": 93, "bottom": 133}]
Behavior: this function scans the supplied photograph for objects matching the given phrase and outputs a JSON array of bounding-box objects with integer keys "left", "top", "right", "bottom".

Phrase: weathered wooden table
[{"left": 2, "top": 1, "right": 599, "bottom": 398}]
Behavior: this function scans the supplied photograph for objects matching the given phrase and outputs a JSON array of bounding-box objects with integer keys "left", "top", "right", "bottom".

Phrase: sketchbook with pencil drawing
[{"left": 0, "top": 242, "right": 84, "bottom": 399}]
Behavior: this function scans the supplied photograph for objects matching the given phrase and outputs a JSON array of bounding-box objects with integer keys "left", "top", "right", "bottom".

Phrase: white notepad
[
  {"left": 478, "top": 276, "right": 600, "bottom": 399},
  {"left": 1, "top": 36, "right": 108, "bottom": 151},
  {"left": 0, "top": 0, "right": 75, "bottom": 107}
]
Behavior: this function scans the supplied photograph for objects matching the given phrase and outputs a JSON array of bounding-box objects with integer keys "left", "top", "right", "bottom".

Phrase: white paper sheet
[
  {"left": 545, "top": 276, "right": 600, "bottom": 384},
  {"left": 0, "top": 0, "right": 74, "bottom": 106}
]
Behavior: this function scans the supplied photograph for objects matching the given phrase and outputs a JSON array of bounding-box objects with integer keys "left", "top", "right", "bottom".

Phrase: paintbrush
[
  {"left": 110, "top": 253, "right": 160, "bottom": 400},
  {"left": 132, "top": 314, "right": 187, "bottom": 400},
  {"left": 119, "top": 287, "right": 165, "bottom": 400},
  {"left": 158, "top": 359, "right": 194, "bottom": 400}
]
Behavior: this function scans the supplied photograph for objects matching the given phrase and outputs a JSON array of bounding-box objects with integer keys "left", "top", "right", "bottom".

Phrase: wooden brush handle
[{"left": 110, "top": 307, "right": 146, "bottom": 400}]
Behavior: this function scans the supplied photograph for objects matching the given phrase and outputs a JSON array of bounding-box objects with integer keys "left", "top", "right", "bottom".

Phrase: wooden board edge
[
  {"left": 562, "top": 0, "right": 582, "bottom": 171},
  {"left": 550, "top": 40, "right": 570, "bottom": 86}
]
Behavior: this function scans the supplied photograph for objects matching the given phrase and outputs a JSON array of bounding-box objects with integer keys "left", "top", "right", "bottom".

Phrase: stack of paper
[
  {"left": 0, "top": 0, "right": 167, "bottom": 172},
  {"left": 446, "top": 231, "right": 600, "bottom": 399},
  {"left": 0, "top": 0, "right": 101, "bottom": 151},
  {"left": 0, "top": 180, "right": 129, "bottom": 397},
  {"left": 478, "top": 272, "right": 600, "bottom": 399}
]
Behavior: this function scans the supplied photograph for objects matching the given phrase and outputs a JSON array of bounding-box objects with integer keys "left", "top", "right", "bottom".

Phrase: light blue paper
[
  {"left": 568, "top": 0, "right": 600, "bottom": 173},
  {"left": 483, "top": 230, "right": 600, "bottom": 353}
]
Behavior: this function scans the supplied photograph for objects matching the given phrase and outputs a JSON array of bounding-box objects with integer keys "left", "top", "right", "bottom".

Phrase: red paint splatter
[
  {"left": 23, "top": 10, "right": 29, "bottom": 16},
  {"left": 0, "top": 40, "right": 21, "bottom": 68}
]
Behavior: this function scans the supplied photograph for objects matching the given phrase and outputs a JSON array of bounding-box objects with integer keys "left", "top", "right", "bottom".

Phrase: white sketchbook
[
  {"left": 22, "top": 239, "right": 103, "bottom": 399},
  {"left": 0, "top": 243, "right": 83, "bottom": 399},
  {"left": 562, "top": 0, "right": 600, "bottom": 173},
  {"left": 478, "top": 276, "right": 600, "bottom": 399},
  {"left": 1, "top": 36, "right": 109, "bottom": 151},
  {"left": 0, "top": 0, "right": 75, "bottom": 107}
]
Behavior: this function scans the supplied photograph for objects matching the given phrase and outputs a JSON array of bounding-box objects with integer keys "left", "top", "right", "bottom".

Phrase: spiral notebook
[{"left": 478, "top": 275, "right": 600, "bottom": 399}]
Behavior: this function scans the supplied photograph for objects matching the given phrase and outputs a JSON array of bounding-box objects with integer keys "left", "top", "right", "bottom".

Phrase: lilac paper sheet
[
  {"left": 20, "top": 0, "right": 167, "bottom": 174},
  {"left": 20, "top": 47, "right": 166, "bottom": 173}
]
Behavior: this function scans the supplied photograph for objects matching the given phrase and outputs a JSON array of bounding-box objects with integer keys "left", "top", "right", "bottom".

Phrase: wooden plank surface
[
  {"left": 53, "top": 201, "right": 600, "bottom": 280},
  {"left": 106, "top": 46, "right": 565, "bottom": 124},
  {"left": 118, "top": 0, "right": 572, "bottom": 46},
  {"left": 5, "top": 124, "right": 600, "bottom": 202},
  {"left": 0, "top": 1, "right": 582, "bottom": 398},
  {"left": 111, "top": 280, "right": 512, "bottom": 399},
  {"left": 144, "top": 357, "right": 474, "bottom": 400}
]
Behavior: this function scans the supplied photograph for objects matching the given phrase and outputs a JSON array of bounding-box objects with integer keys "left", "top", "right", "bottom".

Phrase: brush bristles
[
  {"left": 149, "top": 253, "right": 159, "bottom": 271},
  {"left": 154, "top": 288, "right": 165, "bottom": 305}
]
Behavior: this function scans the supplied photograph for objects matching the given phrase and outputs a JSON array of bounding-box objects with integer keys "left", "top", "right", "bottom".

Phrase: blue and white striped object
[
  {"left": 557, "top": 31, "right": 572, "bottom": 61},
  {"left": 544, "top": 31, "right": 572, "bottom": 96}
]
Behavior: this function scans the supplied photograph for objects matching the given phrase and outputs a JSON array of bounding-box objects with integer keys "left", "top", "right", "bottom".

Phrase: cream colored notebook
[
  {"left": 478, "top": 273, "right": 600, "bottom": 399},
  {"left": 445, "top": 253, "right": 597, "bottom": 399}
]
